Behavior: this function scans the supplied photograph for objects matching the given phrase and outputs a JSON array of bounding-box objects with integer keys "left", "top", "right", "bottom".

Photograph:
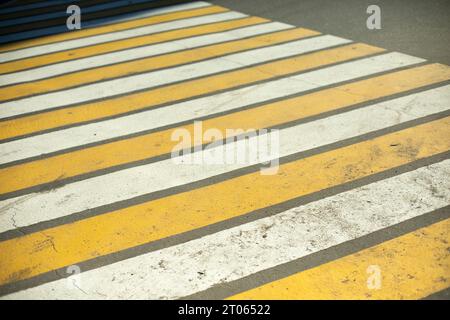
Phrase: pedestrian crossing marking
[
  {"left": 0, "top": 27, "right": 319, "bottom": 101},
  {"left": 1, "top": 63, "right": 449, "bottom": 196},
  {"left": 0, "top": 3, "right": 221, "bottom": 53},
  {"left": 0, "top": 116, "right": 449, "bottom": 286},
  {"left": 0, "top": 13, "right": 263, "bottom": 73},
  {"left": 0, "top": 43, "right": 382, "bottom": 140},
  {"left": 0, "top": 0, "right": 448, "bottom": 299},
  {"left": 229, "top": 218, "right": 450, "bottom": 300}
]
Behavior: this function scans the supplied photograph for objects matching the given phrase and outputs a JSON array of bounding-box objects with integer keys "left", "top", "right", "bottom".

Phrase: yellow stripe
[
  {"left": 228, "top": 218, "right": 450, "bottom": 300},
  {"left": 0, "top": 63, "right": 448, "bottom": 195},
  {"left": 0, "top": 15, "right": 265, "bottom": 74},
  {"left": 0, "top": 43, "right": 383, "bottom": 141},
  {"left": 0, "top": 117, "right": 449, "bottom": 285},
  {"left": 0, "top": 6, "right": 229, "bottom": 54},
  {"left": 0, "top": 28, "right": 319, "bottom": 101}
]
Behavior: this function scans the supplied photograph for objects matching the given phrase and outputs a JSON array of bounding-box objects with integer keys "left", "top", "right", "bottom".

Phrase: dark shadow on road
[{"left": 0, "top": 0, "right": 195, "bottom": 46}]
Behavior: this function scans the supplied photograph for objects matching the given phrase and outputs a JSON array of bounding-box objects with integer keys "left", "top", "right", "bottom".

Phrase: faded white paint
[
  {"left": 4, "top": 160, "right": 450, "bottom": 299},
  {"left": 1, "top": 85, "right": 448, "bottom": 233},
  {"left": 0, "top": 52, "right": 423, "bottom": 164}
]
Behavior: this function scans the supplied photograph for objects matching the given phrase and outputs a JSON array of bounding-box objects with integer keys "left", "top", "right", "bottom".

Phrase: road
[
  {"left": 0, "top": 0, "right": 448, "bottom": 300},
  {"left": 212, "top": 0, "right": 450, "bottom": 65}
]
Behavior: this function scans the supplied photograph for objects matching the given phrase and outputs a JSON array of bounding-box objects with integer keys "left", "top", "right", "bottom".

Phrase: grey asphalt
[
  {"left": 210, "top": 0, "right": 450, "bottom": 65},
  {"left": 0, "top": 0, "right": 448, "bottom": 299}
]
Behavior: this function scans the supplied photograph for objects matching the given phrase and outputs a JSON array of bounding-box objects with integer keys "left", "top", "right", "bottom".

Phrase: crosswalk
[{"left": 0, "top": 0, "right": 449, "bottom": 299}]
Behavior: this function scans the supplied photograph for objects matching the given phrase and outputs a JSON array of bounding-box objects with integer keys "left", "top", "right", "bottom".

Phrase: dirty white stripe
[
  {"left": 1, "top": 85, "right": 448, "bottom": 234},
  {"left": 0, "top": 2, "right": 212, "bottom": 44},
  {"left": 0, "top": 35, "right": 351, "bottom": 118},
  {"left": 0, "top": 10, "right": 242, "bottom": 63},
  {"left": 4, "top": 160, "right": 449, "bottom": 299},
  {"left": 0, "top": 53, "right": 424, "bottom": 165},
  {"left": 0, "top": 22, "right": 292, "bottom": 86}
]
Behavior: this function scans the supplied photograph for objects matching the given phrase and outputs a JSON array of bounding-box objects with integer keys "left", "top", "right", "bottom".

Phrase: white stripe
[
  {"left": 0, "top": 10, "right": 243, "bottom": 63},
  {"left": 0, "top": 35, "right": 351, "bottom": 118},
  {"left": 4, "top": 160, "right": 449, "bottom": 299},
  {"left": 0, "top": 22, "right": 291, "bottom": 86},
  {"left": 1, "top": 85, "right": 447, "bottom": 234},
  {"left": 0, "top": 52, "right": 424, "bottom": 165}
]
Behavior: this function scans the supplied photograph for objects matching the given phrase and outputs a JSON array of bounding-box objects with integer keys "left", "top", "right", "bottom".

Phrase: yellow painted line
[
  {"left": 0, "top": 43, "right": 383, "bottom": 141},
  {"left": 0, "top": 6, "right": 230, "bottom": 54},
  {"left": 0, "top": 63, "right": 448, "bottom": 196},
  {"left": 0, "top": 28, "right": 320, "bottom": 101},
  {"left": 228, "top": 218, "right": 450, "bottom": 300},
  {"left": 0, "top": 44, "right": 383, "bottom": 194},
  {"left": 0, "top": 15, "right": 265, "bottom": 74},
  {"left": 0, "top": 117, "right": 449, "bottom": 285}
]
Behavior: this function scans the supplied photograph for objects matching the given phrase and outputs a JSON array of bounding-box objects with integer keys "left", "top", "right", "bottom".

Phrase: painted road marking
[
  {"left": 0, "top": 84, "right": 448, "bottom": 234},
  {"left": 0, "top": 22, "right": 292, "bottom": 96},
  {"left": 0, "top": 10, "right": 245, "bottom": 67},
  {"left": 2, "top": 162, "right": 449, "bottom": 299},
  {"left": 229, "top": 219, "right": 450, "bottom": 300},
  {"left": 0, "top": 19, "right": 277, "bottom": 85},
  {"left": 0, "top": 44, "right": 384, "bottom": 140},
  {"left": 0, "top": 53, "right": 424, "bottom": 195},
  {"left": 0, "top": 1, "right": 449, "bottom": 299},
  {"left": 0, "top": 27, "right": 315, "bottom": 100},
  {"left": 0, "top": 35, "right": 350, "bottom": 112},
  {"left": 0, "top": 1, "right": 212, "bottom": 45},
  {"left": 0, "top": 0, "right": 161, "bottom": 28},
  {"left": 0, "top": 117, "right": 449, "bottom": 285},
  {"left": 0, "top": 63, "right": 446, "bottom": 166}
]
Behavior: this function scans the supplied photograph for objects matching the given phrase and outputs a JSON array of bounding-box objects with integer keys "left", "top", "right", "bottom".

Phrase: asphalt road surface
[
  {"left": 211, "top": 0, "right": 450, "bottom": 65},
  {"left": 0, "top": 0, "right": 449, "bottom": 300}
]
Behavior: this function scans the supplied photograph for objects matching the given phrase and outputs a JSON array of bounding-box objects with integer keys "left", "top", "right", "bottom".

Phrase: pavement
[
  {"left": 211, "top": 0, "right": 450, "bottom": 65},
  {"left": 0, "top": 0, "right": 449, "bottom": 300}
]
